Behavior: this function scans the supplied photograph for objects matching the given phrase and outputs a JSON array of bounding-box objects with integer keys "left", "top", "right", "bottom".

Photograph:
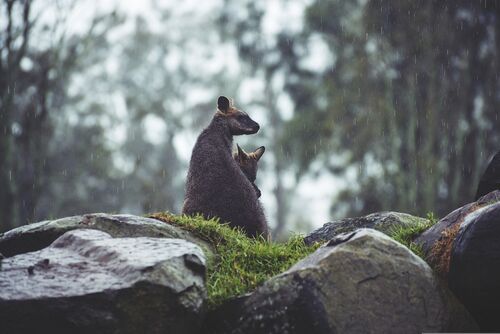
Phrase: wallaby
[
  {"left": 182, "top": 96, "right": 269, "bottom": 239},
  {"left": 234, "top": 144, "right": 265, "bottom": 198}
]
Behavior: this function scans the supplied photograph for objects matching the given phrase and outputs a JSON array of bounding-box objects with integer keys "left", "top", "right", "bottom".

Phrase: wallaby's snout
[
  {"left": 252, "top": 122, "right": 260, "bottom": 133},
  {"left": 235, "top": 114, "right": 260, "bottom": 135},
  {"left": 248, "top": 118, "right": 260, "bottom": 133},
  {"left": 217, "top": 96, "right": 260, "bottom": 135}
]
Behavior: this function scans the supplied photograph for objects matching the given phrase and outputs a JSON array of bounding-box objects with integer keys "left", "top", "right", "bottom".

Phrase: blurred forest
[{"left": 1, "top": 0, "right": 499, "bottom": 236}]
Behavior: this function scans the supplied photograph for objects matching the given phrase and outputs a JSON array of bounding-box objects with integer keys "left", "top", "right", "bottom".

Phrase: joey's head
[
  {"left": 234, "top": 144, "right": 265, "bottom": 183},
  {"left": 234, "top": 144, "right": 265, "bottom": 198},
  {"left": 216, "top": 96, "right": 260, "bottom": 135}
]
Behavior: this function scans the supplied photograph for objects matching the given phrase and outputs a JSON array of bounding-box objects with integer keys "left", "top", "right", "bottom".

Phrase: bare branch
[
  {"left": 6, "top": 0, "right": 13, "bottom": 66},
  {"left": 14, "top": 0, "right": 32, "bottom": 67}
]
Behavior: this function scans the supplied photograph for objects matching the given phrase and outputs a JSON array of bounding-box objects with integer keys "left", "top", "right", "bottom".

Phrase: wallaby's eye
[{"left": 237, "top": 114, "right": 249, "bottom": 123}]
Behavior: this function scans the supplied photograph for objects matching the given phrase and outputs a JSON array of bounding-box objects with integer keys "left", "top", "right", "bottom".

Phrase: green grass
[
  {"left": 150, "top": 211, "right": 437, "bottom": 307},
  {"left": 388, "top": 212, "right": 438, "bottom": 258},
  {"left": 150, "top": 212, "right": 320, "bottom": 308}
]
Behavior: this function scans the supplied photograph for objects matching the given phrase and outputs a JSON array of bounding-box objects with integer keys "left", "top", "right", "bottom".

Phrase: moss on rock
[{"left": 388, "top": 212, "right": 438, "bottom": 259}]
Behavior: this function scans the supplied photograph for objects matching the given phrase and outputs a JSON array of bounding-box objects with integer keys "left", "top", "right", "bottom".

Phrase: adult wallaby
[
  {"left": 182, "top": 96, "right": 269, "bottom": 239},
  {"left": 234, "top": 144, "right": 265, "bottom": 198}
]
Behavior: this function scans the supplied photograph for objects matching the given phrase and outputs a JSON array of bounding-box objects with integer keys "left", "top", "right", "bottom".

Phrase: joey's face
[
  {"left": 234, "top": 145, "right": 265, "bottom": 182},
  {"left": 239, "top": 158, "right": 258, "bottom": 182},
  {"left": 217, "top": 96, "right": 260, "bottom": 135}
]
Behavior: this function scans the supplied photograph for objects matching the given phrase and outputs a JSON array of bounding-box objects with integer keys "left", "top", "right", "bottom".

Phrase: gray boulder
[
  {"left": 0, "top": 213, "right": 211, "bottom": 258},
  {"left": 304, "top": 211, "right": 428, "bottom": 245},
  {"left": 211, "top": 229, "right": 477, "bottom": 334},
  {"left": 0, "top": 229, "right": 207, "bottom": 334}
]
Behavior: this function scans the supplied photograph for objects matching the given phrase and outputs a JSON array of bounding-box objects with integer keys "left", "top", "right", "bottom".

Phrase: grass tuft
[
  {"left": 149, "top": 212, "right": 320, "bottom": 308},
  {"left": 149, "top": 211, "right": 437, "bottom": 307},
  {"left": 388, "top": 212, "right": 438, "bottom": 258}
]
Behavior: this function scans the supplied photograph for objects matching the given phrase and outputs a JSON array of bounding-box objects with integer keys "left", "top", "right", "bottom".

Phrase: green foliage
[
  {"left": 388, "top": 212, "right": 437, "bottom": 258},
  {"left": 151, "top": 212, "right": 320, "bottom": 308},
  {"left": 425, "top": 212, "right": 438, "bottom": 226},
  {"left": 285, "top": 0, "right": 500, "bottom": 218}
]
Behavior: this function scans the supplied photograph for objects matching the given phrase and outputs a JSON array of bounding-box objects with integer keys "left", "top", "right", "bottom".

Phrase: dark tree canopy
[{"left": 282, "top": 0, "right": 500, "bottom": 217}]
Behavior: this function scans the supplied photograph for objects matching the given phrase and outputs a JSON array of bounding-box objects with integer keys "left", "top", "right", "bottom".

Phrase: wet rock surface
[
  {"left": 0, "top": 229, "right": 207, "bottom": 334},
  {"left": 0, "top": 213, "right": 211, "bottom": 258},
  {"left": 448, "top": 202, "right": 500, "bottom": 331},
  {"left": 304, "top": 211, "right": 428, "bottom": 245},
  {"left": 1, "top": 209, "right": 494, "bottom": 333},
  {"left": 411, "top": 190, "right": 500, "bottom": 331},
  {"left": 210, "top": 229, "right": 476, "bottom": 334},
  {"left": 415, "top": 190, "right": 500, "bottom": 259}
]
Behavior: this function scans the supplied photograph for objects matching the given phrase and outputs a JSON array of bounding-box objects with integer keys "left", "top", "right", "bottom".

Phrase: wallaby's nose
[{"left": 253, "top": 123, "right": 260, "bottom": 132}]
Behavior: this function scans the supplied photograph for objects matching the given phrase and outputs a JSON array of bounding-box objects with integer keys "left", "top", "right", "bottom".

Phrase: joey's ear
[
  {"left": 237, "top": 144, "right": 246, "bottom": 159},
  {"left": 253, "top": 146, "right": 265, "bottom": 161},
  {"left": 217, "top": 96, "right": 230, "bottom": 113}
]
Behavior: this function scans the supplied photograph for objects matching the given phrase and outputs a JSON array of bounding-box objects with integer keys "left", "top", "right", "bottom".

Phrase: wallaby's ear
[
  {"left": 237, "top": 144, "right": 246, "bottom": 159},
  {"left": 253, "top": 146, "right": 265, "bottom": 161},
  {"left": 217, "top": 96, "right": 230, "bottom": 113}
]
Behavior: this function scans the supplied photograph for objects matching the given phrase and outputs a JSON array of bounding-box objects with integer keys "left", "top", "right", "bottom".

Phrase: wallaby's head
[
  {"left": 216, "top": 96, "right": 260, "bottom": 135},
  {"left": 234, "top": 144, "right": 265, "bottom": 183}
]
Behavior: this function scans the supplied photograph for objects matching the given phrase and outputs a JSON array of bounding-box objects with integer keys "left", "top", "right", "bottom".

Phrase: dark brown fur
[
  {"left": 234, "top": 144, "right": 265, "bottom": 198},
  {"left": 182, "top": 96, "right": 269, "bottom": 238}
]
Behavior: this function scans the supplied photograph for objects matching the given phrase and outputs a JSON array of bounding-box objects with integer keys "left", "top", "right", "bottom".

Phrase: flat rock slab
[
  {"left": 211, "top": 229, "right": 477, "bottom": 334},
  {"left": 304, "top": 211, "right": 428, "bottom": 245},
  {"left": 0, "top": 229, "right": 207, "bottom": 334},
  {"left": 0, "top": 213, "right": 211, "bottom": 258}
]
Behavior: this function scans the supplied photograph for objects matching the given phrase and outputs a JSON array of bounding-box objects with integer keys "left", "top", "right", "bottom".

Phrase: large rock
[
  {"left": 304, "top": 211, "right": 428, "bottom": 245},
  {"left": 0, "top": 229, "right": 207, "bottom": 334},
  {"left": 415, "top": 190, "right": 500, "bottom": 269},
  {"left": 0, "top": 213, "right": 211, "bottom": 258},
  {"left": 448, "top": 202, "right": 500, "bottom": 331},
  {"left": 209, "top": 229, "right": 476, "bottom": 334}
]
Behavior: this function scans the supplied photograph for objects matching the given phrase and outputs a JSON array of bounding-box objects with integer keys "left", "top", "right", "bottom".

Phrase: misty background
[{"left": 1, "top": 0, "right": 499, "bottom": 238}]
